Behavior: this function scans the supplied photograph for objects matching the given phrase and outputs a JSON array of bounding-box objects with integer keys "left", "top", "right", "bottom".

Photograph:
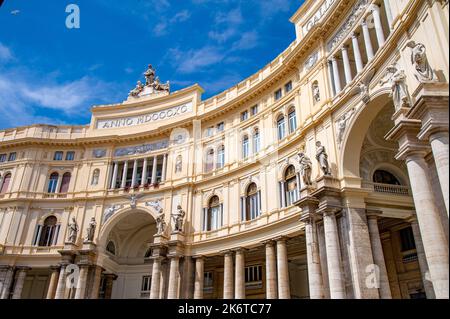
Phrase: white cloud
[
  {"left": 231, "top": 31, "right": 259, "bottom": 51},
  {"left": 153, "top": 10, "right": 192, "bottom": 37},
  {"left": 0, "top": 42, "right": 13, "bottom": 62},
  {"left": 170, "top": 10, "right": 191, "bottom": 23},
  {"left": 153, "top": 21, "right": 168, "bottom": 36},
  {"left": 208, "top": 8, "right": 243, "bottom": 43},
  {"left": 169, "top": 46, "right": 225, "bottom": 74}
]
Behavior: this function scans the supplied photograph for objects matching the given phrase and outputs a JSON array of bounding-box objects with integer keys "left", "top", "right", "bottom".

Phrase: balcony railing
[{"left": 363, "top": 182, "right": 410, "bottom": 196}]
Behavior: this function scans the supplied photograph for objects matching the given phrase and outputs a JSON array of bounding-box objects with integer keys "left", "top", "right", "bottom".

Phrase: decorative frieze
[
  {"left": 114, "top": 140, "right": 169, "bottom": 157},
  {"left": 305, "top": 52, "right": 319, "bottom": 71},
  {"left": 92, "top": 149, "right": 107, "bottom": 158}
]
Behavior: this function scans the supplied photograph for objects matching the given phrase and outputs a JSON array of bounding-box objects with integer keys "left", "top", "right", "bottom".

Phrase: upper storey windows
[
  {"left": 0, "top": 152, "right": 17, "bottom": 163},
  {"left": 240, "top": 105, "right": 259, "bottom": 123},
  {"left": 241, "top": 110, "right": 249, "bottom": 122},
  {"left": 53, "top": 151, "right": 75, "bottom": 161},
  {"left": 284, "top": 81, "right": 293, "bottom": 94},
  {"left": 54, "top": 151, "right": 63, "bottom": 161},
  {"left": 274, "top": 89, "right": 282, "bottom": 101},
  {"left": 274, "top": 81, "right": 293, "bottom": 102}
]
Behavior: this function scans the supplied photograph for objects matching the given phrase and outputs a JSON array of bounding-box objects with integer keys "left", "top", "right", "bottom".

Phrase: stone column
[
  {"left": 103, "top": 274, "right": 116, "bottom": 299},
  {"left": 194, "top": 256, "right": 204, "bottom": 299},
  {"left": 223, "top": 251, "right": 234, "bottom": 299},
  {"left": 351, "top": 32, "right": 364, "bottom": 73},
  {"left": 276, "top": 237, "right": 291, "bottom": 299},
  {"left": 141, "top": 158, "right": 148, "bottom": 186},
  {"left": 90, "top": 266, "right": 103, "bottom": 299},
  {"left": 56, "top": 174, "right": 63, "bottom": 193},
  {"left": 361, "top": 20, "right": 374, "bottom": 60},
  {"left": 46, "top": 266, "right": 60, "bottom": 299},
  {"left": 162, "top": 154, "right": 168, "bottom": 182},
  {"left": 131, "top": 159, "right": 138, "bottom": 187},
  {"left": 280, "top": 181, "right": 286, "bottom": 208},
  {"left": 322, "top": 210, "right": 346, "bottom": 299},
  {"left": 341, "top": 45, "right": 353, "bottom": 84},
  {"left": 74, "top": 264, "right": 89, "bottom": 299},
  {"left": 366, "top": 211, "right": 392, "bottom": 299},
  {"left": 167, "top": 255, "right": 180, "bottom": 299},
  {"left": 317, "top": 225, "right": 330, "bottom": 298},
  {"left": 121, "top": 161, "right": 128, "bottom": 188},
  {"left": 151, "top": 156, "right": 158, "bottom": 184},
  {"left": 382, "top": 0, "right": 394, "bottom": 29},
  {"left": 12, "top": 267, "right": 29, "bottom": 299},
  {"left": 331, "top": 57, "right": 342, "bottom": 93},
  {"left": 111, "top": 161, "right": 119, "bottom": 189},
  {"left": 0, "top": 266, "right": 14, "bottom": 299},
  {"left": 234, "top": 248, "right": 246, "bottom": 299},
  {"left": 327, "top": 60, "right": 336, "bottom": 96},
  {"left": 429, "top": 132, "right": 449, "bottom": 216},
  {"left": 150, "top": 257, "right": 162, "bottom": 299},
  {"left": 370, "top": 4, "right": 386, "bottom": 47},
  {"left": 408, "top": 215, "right": 436, "bottom": 299},
  {"left": 264, "top": 240, "right": 278, "bottom": 299},
  {"left": 54, "top": 264, "right": 67, "bottom": 299}
]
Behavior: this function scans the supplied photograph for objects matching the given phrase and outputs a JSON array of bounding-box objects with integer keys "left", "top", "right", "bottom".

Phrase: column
[
  {"left": 276, "top": 238, "right": 291, "bottom": 299},
  {"left": 90, "top": 266, "right": 103, "bottom": 299},
  {"left": 327, "top": 60, "right": 336, "bottom": 96},
  {"left": 341, "top": 45, "right": 353, "bottom": 84},
  {"left": 366, "top": 211, "right": 392, "bottom": 299},
  {"left": 167, "top": 256, "right": 180, "bottom": 299},
  {"left": 151, "top": 156, "right": 158, "bottom": 185},
  {"left": 264, "top": 241, "right": 278, "bottom": 299},
  {"left": 223, "top": 251, "right": 234, "bottom": 299},
  {"left": 103, "top": 274, "right": 116, "bottom": 299},
  {"left": 131, "top": 159, "right": 138, "bottom": 187},
  {"left": 382, "top": 0, "right": 394, "bottom": 29},
  {"left": 351, "top": 32, "right": 364, "bottom": 73},
  {"left": 121, "top": 161, "right": 128, "bottom": 188},
  {"left": 110, "top": 161, "right": 119, "bottom": 189},
  {"left": 234, "top": 249, "right": 245, "bottom": 299},
  {"left": 317, "top": 225, "right": 330, "bottom": 298},
  {"left": 304, "top": 216, "right": 325, "bottom": 299},
  {"left": 405, "top": 154, "right": 449, "bottom": 298},
  {"left": 408, "top": 215, "right": 436, "bottom": 299},
  {"left": 370, "top": 4, "right": 386, "bottom": 47},
  {"left": 54, "top": 264, "right": 67, "bottom": 299},
  {"left": 56, "top": 174, "right": 63, "bottom": 193},
  {"left": 141, "top": 158, "right": 148, "bottom": 186},
  {"left": 194, "top": 256, "right": 204, "bottom": 299},
  {"left": 429, "top": 132, "right": 449, "bottom": 216},
  {"left": 12, "top": 267, "right": 29, "bottom": 299},
  {"left": 322, "top": 210, "right": 346, "bottom": 299},
  {"left": 46, "top": 266, "right": 60, "bottom": 299},
  {"left": 161, "top": 154, "right": 167, "bottom": 182},
  {"left": 331, "top": 57, "right": 342, "bottom": 93},
  {"left": 0, "top": 266, "right": 14, "bottom": 299},
  {"left": 361, "top": 20, "right": 375, "bottom": 60},
  {"left": 74, "top": 264, "right": 89, "bottom": 299},
  {"left": 280, "top": 182, "right": 286, "bottom": 207},
  {"left": 150, "top": 257, "right": 162, "bottom": 299}
]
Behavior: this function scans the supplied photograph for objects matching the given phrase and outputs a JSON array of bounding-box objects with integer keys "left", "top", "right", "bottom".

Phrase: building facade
[{"left": 0, "top": 0, "right": 448, "bottom": 299}]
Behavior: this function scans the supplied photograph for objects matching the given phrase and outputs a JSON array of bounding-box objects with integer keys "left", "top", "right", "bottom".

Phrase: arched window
[
  {"left": 205, "top": 149, "right": 215, "bottom": 172},
  {"left": 91, "top": 169, "right": 100, "bottom": 185},
  {"left": 203, "top": 195, "right": 223, "bottom": 231},
  {"left": 0, "top": 173, "right": 11, "bottom": 194},
  {"left": 242, "top": 135, "right": 250, "bottom": 159},
  {"left": 106, "top": 241, "right": 116, "bottom": 255},
  {"left": 59, "top": 172, "right": 71, "bottom": 193},
  {"left": 253, "top": 128, "right": 260, "bottom": 153},
  {"left": 373, "top": 170, "right": 401, "bottom": 185},
  {"left": 284, "top": 165, "right": 299, "bottom": 206},
  {"left": 288, "top": 108, "right": 297, "bottom": 134},
  {"left": 277, "top": 115, "right": 286, "bottom": 140},
  {"left": 32, "top": 216, "right": 60, "bottom": 247},
  {"left": 47, "top": 172, "right": 59, "bottom": 193},
  {"left": 217, "top": 145, "right": 225, "bottom": 169},
  {"left": 244, "top": 183, "right": 261, "bottom": 221}
]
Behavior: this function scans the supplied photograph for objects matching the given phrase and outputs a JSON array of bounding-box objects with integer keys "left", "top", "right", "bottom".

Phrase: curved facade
[{"left": 0, "top": 0, "right": 448, "bottom": 299}]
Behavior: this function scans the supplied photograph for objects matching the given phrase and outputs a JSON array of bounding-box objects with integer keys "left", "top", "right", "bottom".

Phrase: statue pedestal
[
  {"left": 315, "top": 175, "right": 339, "bottom": 189},
  {"left": 170, "top": 231, "right": 185, "bottom": 242},
  {"left": 63, "top": 242, "right": 78, "bottom": 251},
  {"left": 82, "top": 241, "right": 96, "bottom": 251},
  {"left": 153, "top": 234, "right": 168, "bottom": 245},
  {"left": 126, "top": 86, "right": 169, "bottom": 102},
  {"left": 300, "top": 186, "right": 316, "bottom": 198}
]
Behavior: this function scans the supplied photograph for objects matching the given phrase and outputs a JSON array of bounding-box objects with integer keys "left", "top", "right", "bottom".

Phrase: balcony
[{"left": 363, "top": 182, "right": 410, "bottom": 196}]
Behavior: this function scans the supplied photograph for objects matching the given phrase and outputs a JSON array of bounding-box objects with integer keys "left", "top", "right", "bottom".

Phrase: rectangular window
[
  {"left": 204, "top": 272, "right": 213, "bottom": 287},
  {"left": 288, "top": 111, "right": 297, "bottom": 134},
  {"left": 141, "top": 276, "right": 151, "bottom": 292},
  {"left": 54, "top": 151, "right": 63, "bottom": 161},
  {"left": 65, "top": 151, "right": 75, "bottom": 161},
  {"left": 400, "top": 227, "right": 416, "bottom": 252},
  {"left": 206, "top": 126, "right": 214, "bottom": 137},
  {"left": 250, "top": 105, "right": 258, "bottom": 116},
  {"left": 216, "top": 122, "right": 225, "bottom": 132},
  {"left": 274, "top": 89, "right": 282, "bottom": 101},
  {"left": 8, "top": 152, "right": 16, "bottom": 161},
  {"left": 285, "top": 81, "right": 293, "bottom": 93},
  {"left": 245, "top": 265, "right": 263, "bottom": 289},
  {"left": 0, "top": 154, "right": 7, "bottom": 162},
  {"left": 241, "top": 111, "right": 249, "bottom": 122}
]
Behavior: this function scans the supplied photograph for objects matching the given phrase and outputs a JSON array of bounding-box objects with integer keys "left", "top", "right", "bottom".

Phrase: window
[
  {"left": 288, "top": 108, "right": 297, "bottom": 134},
  {"left": 204, "top": 196, "right": 222, "bottom": 231},
  {"left": 253, "top": 128, "right": 260, "bottom": 153},
  {"left": 275, "top": 89, "right": 282, "bottom": 101},
  {"left": 242, "top": 135, "right": 250, "bottom": 159},
  {"left": 33, "top": 216, "right": 60, "bottom": 247},
  {"left": 241, "top": 111, "right": 249, "bottom": 122},
  {"left": 59, "top": 172, "right": 71, "bottom": 193},
  {"left": 250, "top": 105, "right": 258, "bottom": 116},
  {"left": 217, "top": 122, "right": 225, "bottom": 132},
  {"left": 0, "top": 154, "right": 6, "bottom": 162},
  {"left": 141, "top": 276, "right": 151, "bottom": 292},
  {"left": 285, "top": 165, "right": 299, "bottom": 206},
  {"left": 205, "top": 149, "right": 215, "bottom": 172},
  {"left": 204, "top": 272, "right": 213, "bottom": 292},
  {"left": 400, "top": 227, "right": 416, "bottom": 252},
  {"left": 373, "top": 170, "right": 401, "bottom": 185},
  {"left": 47, "top": 172, "right": 59, "bottom": 193},
  {"left": 8, "top": 152, "right": 16, "bottom": 161},
  {"left": 0, "top": 173, "right": 11, "bottom": 194},
  {"left": 206, "top": 126, "right": 214, "bottom": 137},
  {"left": 106, "top": 241, "right": 116, "bottom": 255},
  {"left": 245, "top": 183, "right": 260, "bottom": 220},
  {"left": 65, "top": 151, "right": 75, "bottom": 161},
  {"left": 54, "top": 151, "right": 63, "bottom": 161},
  {"left": 277, "top": 115, "right": 286, "bottom": 140},
  {"left": 217, "top": 145, "right": 225, "bottom": 169},
  {"left": 245, "top": 265, "right": 263, "bottom": 289},
  {"left": 284, "top": 81, "right": 292, "bottom": 93}
]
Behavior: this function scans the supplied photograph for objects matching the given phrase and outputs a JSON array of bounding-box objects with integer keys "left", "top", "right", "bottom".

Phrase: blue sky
[{"left": 0, "top": 0, "right": 303, "bottom": 129}]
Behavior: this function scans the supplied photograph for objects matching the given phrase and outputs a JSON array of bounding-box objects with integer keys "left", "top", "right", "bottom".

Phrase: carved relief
[
  {"left": 103, "top": 204, "right": 124, "bottom": 223},
  {"left": 114, "top": 140, "right": 169, "bottom": 157},
  {"left": 406, "top": 41, "right": 436, "bottom": 82},
  {"left": 336, "top": 108, "right": 356, "bottom": 148},
  {"left": 312, "top": 81, "right": 321, "bottom": 104},
  {"left": 379, "top": 64, "right": 412, "bottom": 110},
  {"left": 305, "top": 52, "right": 318, "bottom": 70}
]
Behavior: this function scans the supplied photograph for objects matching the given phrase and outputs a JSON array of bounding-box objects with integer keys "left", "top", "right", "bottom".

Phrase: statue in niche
[
  {"left": 312, "top": 82, "right": 321, "bottom": 103},
  {"left": 129, "top": 80, "right": 144, "bottom": 97},
  {"left": 379, "top": 64, "right": 411, "bottom": 110},
  {"left": 91, "top": 169, "right": 100, "bottom": 186},
  {"left": 171, "top": 205, "right": 186, "bottom": 232},
  {"left": 336, "top": 108, "right": 355, "bottom": 148},
  {"left": 67, "top": 217, "right": 79, "bottom": 244},
  {"left": 315, "top": 141, "right": 331, "bottom": 176},
  {"left": 84, "top": 217, "right": 97, "bottom": 242},
  {"left": 175, "top": 155, "right": 182, "bottom": 173},
  {"left": 298, "top": 152, "right": 313, "bottom": 186},
  {"left": 406, "top": 41, "right": 436, "bottom": 82}
]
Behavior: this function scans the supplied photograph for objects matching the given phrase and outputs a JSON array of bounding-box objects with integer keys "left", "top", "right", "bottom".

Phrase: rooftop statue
[{"left": 128, "top": 64, "right": 170, "bottom": 98}]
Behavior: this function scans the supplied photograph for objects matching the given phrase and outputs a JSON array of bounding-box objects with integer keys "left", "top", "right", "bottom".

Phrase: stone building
[{"left": 0, "top": 0, "right": 448, "bottom": 299}]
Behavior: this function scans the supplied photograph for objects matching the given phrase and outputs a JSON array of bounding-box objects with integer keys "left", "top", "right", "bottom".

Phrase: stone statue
[
  {"left": 91, "top": 169, "right": 100, "bottom": 185},
  {"left": 129, "top": 80, "right": 144, "bottom": 97},
  {"left": 312, "top": 82, "right": 320, "bottom": 103},
  {"left": 315, "top": 141, "right": 331, "bottom": 176},
  {"left": 172, "top": 205, "right": 186, "bottom": 232},
  {"left": 67, "top": 217, "right": 79, "bottom": 244},
  {"left": 103, "top": 204, "right": 122, "bottom": 223},
  {"left": 153, "top": 76, "right": 170, "bottom": 93},
  {"left": 336, "top": 108, "right": 355, "bottom": 148},
  {"left": 155, "top": 211, "right": 166, "bottom": 235},
  {"left": 298, "top": 152, "right": 313, "bottom": 186},
  {"left": 84, "top": 217, "right": 97, "bottom": 242},
  {"left": 406, "top": 41, "right": 436, "bottom": 82},
  {"left": 380, "top": 64, "right": 411, "bottom": 110},
  {"left": 144, "top": 64, "right": 156, "bottom": 86},
  {"left": 125, "top": 193, "right": 143, "bottom": 209},
  {"left": 175, "top": 155, "right": 182, "bottom": 173}
]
